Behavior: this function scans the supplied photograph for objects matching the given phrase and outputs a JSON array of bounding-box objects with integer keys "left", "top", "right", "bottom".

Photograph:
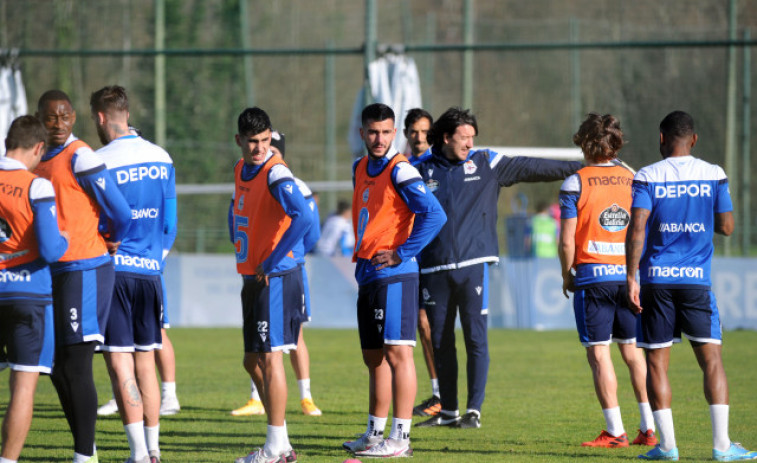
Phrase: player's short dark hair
[
  {"left": 404, "top": 108, "right": 433, "bottom": 131},
  {"left": 430, "top": 107, "right": 478, "bottom": 149},
  {"left": 37, "top": 89, "right": 72, "bottom": 112},
  {"left": 659, "top": 110, "right": 695, "bottom": 140},
  {"left": 361, "top": 103, "right": 395, "bottom": 126},
  {"left": 573, "top": 113, "right": 624, "bottom": 163},
  {"left": 237, "top": 107, "right": 272, "bottom": 136},
  {"left": 90, "top": 85, "right": 129, "bottom": 114},
  {"left": 336, "top": 199, "right": 351, "bottom": 215},
  {"left": 5, "top": 115, "right": 47, "bottom": 151}
]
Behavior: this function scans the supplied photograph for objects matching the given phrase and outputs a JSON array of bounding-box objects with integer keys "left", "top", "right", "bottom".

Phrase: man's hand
[
  {"left": 371, "top": 249, "right": 402, "bottom": 270},
  {"left": 561, "top": 271, "right": 575, "bottom": 298},
  {"left": 626, "top": 277, "right": 643, "bottom": 314},
  {"left": 255, "top": 264, "right": 269, "bottom": 286},
  {"left": 105, "top": 240, "right": 121, "bottom": 256}
]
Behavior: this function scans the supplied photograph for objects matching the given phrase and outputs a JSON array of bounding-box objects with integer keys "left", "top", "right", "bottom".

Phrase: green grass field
[{"left": 4, "top": 328, "right": 756, "bottom": 462}]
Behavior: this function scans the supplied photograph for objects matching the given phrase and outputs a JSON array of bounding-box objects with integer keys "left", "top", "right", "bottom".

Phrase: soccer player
[
  {"left": 558, "top": 113, "right": 656, "bottom": 448},
  {"left": 403, "top": 108, "right": 440, "bottom": 417},
  {"left": 34, "top": 89, "right": 131, "bottom": 463},
  {"left": 316, "top": 200, "right": 354, "bottom": 257},
  {"left": 403, "top": 108, "right": 432, "bottom": 161},
  {"left": 0, "top": 116, "right": 69, "bottom": 463},
  {"left": 230, "top": 130, "right": 323, "bottom": 418},
  {"left": 156, "top": 318, "right": 180, "bottom": 416},
  {"left": 230, "top": 109, "right": 310, "bottom": 463},
  {"left": 97, "top": 124, "right": 180, "bottom": 420},
  {"left": 626, "top": 111, "right": 757, "bottom": 462},
  {"left": 414, "top": 107, "right": 581, "bottom": 429},
  {"left": 90, "top": 85, "right": 176, "bottom": 463},
  {"left": 343, "top": 103, "right": 446, "bottom": 458}
]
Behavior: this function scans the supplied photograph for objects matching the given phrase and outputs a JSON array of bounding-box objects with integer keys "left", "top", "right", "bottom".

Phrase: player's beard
[
  {"left": 366, "top": 142, "right": 390, "bottom": 159},
  {"left": 96, "top": 123, "right": 109, "bottom": 146}
]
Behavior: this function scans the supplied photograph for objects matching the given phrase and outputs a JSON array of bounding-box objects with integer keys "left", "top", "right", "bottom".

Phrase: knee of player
[
  {"left": 384, "top": 344, "right": 414, "bottom": 367},
  {"left": 361, "top": 349, "right": 385, "bottom": 369}
]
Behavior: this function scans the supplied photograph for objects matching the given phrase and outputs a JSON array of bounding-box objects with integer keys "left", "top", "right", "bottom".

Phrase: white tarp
[
  {"left": 0, "top": 51, "right": 28, "bottom": 156},
  {"left": 348, "top": 54, "right": 422, "bottom": 157}
]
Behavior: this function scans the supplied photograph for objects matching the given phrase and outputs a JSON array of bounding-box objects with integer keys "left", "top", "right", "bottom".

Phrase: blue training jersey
[
  {"left": 352, "top": 150, "right": 447, "bottom": 285},
  {"left": 42, "top": 135, "right": 131, "bottom": 274},
  {"left": 0, "top": 157, "right": 69, "bottom": 302},
  {"left": 227, "top": 151, "right": 310, "bottom": 275},
  {"left": 292, "top": 177, "right": 320, "bottom": 263},
  {"left": 97, "top": 134, "right": 176, "bottom": 275},
  {"left": 631, "top": 155, "right": 732, "bottom": 287}
]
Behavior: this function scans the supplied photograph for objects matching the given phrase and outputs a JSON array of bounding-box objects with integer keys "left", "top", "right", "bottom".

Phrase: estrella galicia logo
[
  {"left": 599, "top": 204, "right": 630, "bottom": 232},
  {"left": 0, "top": 218, "right": 10, "bottom": 243},
  {"left": 362, "top": 187, "right": 370, "bottom": 203}
]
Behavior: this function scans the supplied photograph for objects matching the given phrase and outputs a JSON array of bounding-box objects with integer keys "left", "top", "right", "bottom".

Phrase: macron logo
[
  {"left": 284, "top": 184, "right": 293, "bottom": 194},
  {"left": 96, "top": 178, "right": 106, "bottom": 190},
  {"left": 50, "top": 205, "right": 57, "bottom": 217},
  {"left": 475, "top": 286, "right": 482, "bottom": 296}
]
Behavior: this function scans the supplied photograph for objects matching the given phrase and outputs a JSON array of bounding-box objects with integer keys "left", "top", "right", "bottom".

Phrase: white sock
[
  {"left": 250, "top": 379, "right": 261, "bottom": 401},
  {"left": 653, "top": 409, "right": 676, "bottom": 452},
  {"left": 263, "top": 423, "right": 290, "bottom": 456},
  {"left": 440, "top": 409, "right": 459, "bottom": 418},
  {"left": 389, "top": 417, "right": 412, "bottom": 441},
  {"left": 72, "top": 454, "right": 89, "bottom": 463},
  {"left": 144, "top": 424, "right": 160, "bottom": 454},
  {"left": 602, "top": 406, "right": 625, "bottom": 437},
  {"left": 161, "top": 381, "right": 176, "bottom": 398},
  {"left": 298, "top": 378, "right": 312, "bottom": 400},
  {"left": 710, "top": 404, "right": 730, "bottom": 452},
  {"left": 367, "top": 414, "right": 387, "bottom": 438},
  {"left": 431, "top": 378, "right": 440, "bottom": 398},
  {"left": 639, "top": 402, "right": 655, "bottom": 433},
  {"left": 0, "top": 457, "right": 17, "bottom": 463},
  {"left": 124, "top": 421, "right": 149, "bottom": 460}
]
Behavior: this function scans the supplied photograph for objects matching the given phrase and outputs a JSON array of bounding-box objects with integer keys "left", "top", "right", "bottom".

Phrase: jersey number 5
[{"left": 234, "top": 214, "right": 249, "bottom": 263}]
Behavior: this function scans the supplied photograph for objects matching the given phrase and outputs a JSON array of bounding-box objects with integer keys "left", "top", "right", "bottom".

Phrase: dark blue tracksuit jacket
[{"left": 412, "top": 146, "right": 581, "bottom": 414}]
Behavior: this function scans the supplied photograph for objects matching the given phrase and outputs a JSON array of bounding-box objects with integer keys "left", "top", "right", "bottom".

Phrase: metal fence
[{"left": 4, "top": 0, "right": 757, "bottom": 254}]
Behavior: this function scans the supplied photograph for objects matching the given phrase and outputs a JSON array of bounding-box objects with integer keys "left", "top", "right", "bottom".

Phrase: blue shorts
[
  {"left": 639, "top": 286, "right": 722, "bottom": 349},
  {"left": 101, "top": 273, "right": 163, "bottom": 352},
  {"left": 241, "top": 269, "right": 303, "bottom": 353},
  {"left": 357, "top": 274, "right": 418, "bottom": 350},
  {"left": 573, "top": 284, "right": 640, "bottom": 347},
  {"left": 52, "top": 262, "right": 115, "bottom": 346},
  {"left": 160, "top": 273, "right": 170, "bottom": 328},
  {"left": 0, "top": 301, "right": 55, "bottom": 374}
]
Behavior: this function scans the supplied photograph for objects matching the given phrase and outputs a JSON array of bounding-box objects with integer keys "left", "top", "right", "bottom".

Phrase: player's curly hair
[{"left": 573, "top": 113, "right": 624, "bottom": 164}]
